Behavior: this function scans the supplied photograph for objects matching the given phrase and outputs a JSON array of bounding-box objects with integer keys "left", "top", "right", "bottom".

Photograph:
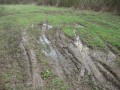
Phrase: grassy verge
[{"left": 0, "top": 5, "right": 120, "bottom": 50}]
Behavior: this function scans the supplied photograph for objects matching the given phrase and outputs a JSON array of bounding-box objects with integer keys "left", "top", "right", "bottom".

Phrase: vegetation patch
[
  {"left": 0, "top": 5, "right": 119, "bottom": 51},
  {"left": 41, "top": 69, "right": 53, "bottom": 79}
]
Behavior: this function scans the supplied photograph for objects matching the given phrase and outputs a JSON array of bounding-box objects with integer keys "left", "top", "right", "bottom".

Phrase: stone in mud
[
  {"left": 74, "top": 35, "right": 83, "bottom": 52},
  {"left": 42, "top": 23, "right": 53, "bottom": 30}
]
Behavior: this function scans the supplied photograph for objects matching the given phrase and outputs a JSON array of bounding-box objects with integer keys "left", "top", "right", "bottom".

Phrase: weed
[{"left": 41, "top": 70, "right": 53, "bottom": 79}]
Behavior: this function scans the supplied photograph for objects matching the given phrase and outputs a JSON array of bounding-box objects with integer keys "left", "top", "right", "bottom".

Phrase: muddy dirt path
[
  {"left": 39, "top": 23, "right": 120, "bottom": 90},
  {"left": 19, "top": 23, "right": 120, "bottom": 90}
]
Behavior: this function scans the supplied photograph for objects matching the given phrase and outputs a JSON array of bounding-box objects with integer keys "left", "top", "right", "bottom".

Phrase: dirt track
[{"left": 19, "top": 23, "right": 120, "bottom": 90}]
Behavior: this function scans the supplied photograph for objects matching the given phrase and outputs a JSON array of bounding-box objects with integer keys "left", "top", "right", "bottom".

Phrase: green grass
[
  {"left": 0, "top": 5, "right": 120, "bottom": 50},
  {"left": 0, "top": 4, "right": 120, "bottom": 90}
]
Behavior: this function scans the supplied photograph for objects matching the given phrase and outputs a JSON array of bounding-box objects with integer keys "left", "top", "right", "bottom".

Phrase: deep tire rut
[{"left": 20, "top": 29, "right": 44, "bottom": 90}]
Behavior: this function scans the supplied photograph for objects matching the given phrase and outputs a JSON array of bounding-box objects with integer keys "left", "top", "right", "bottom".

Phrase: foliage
[
  {"left": 41, "top": 70, "right": 53, "bottom": 79},
  {"left": 0, "top": 0, "right": 120, "bottom": 14}
]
